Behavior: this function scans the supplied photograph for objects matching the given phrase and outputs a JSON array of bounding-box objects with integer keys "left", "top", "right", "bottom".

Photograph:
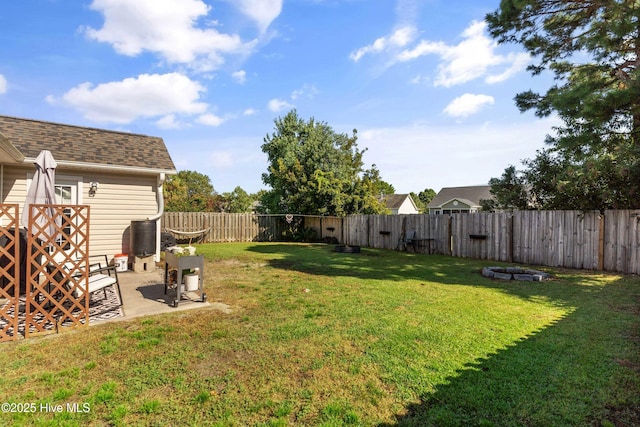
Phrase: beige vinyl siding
[
  {"left": 82, "top": 172, "right": 158, "bottom": 258},
  {"left": 1, "top": 165, "right": 29, "bottom": 205},
  {"left": 2, "top": 165, "right": 159, "bottom": 261}
]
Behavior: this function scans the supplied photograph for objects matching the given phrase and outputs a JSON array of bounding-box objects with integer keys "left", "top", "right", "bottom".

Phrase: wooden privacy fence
[
  {"left": 162, "top": 212, "right": 288, "bottom": 243},
  {"left": 511, "top": 210, "right": 602, "bottom": 270},
  {"left": 343, "top": 214, "right": 451, "bottom": 254},
  {"left": 446, "top": 210, "right": 602, "bottom": 269},
  {"left": 344, "top": 210, "right": 640, "bottom": 274},
  {"left": 162, "top": 210, "right": 640, "bottom": 275},
  {"left": 162, "top": 212, "right": 344, "bottom": 243}
]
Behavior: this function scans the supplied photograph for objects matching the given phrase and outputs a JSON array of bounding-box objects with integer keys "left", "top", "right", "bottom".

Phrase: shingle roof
[
  {"left": 382, "top": 194, "right": 415, "bottom": 210},
  {"left": 427, "top": 185, "right": 493, "bottom": 208},
  {"left": 0, "top": 115, "right": 176, "bottom": 172}
]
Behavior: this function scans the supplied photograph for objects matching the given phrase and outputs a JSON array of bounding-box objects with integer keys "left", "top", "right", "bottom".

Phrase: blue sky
[{"left": 0, "top": 0, "right": 558, "bottom": 195}]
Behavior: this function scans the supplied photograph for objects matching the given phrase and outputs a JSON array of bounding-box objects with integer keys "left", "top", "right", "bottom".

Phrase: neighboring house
[
  {"left": 381, "top": 194, "right": 420, "bottom": 215},
  {"left": 427, "top": 185, "right": 493, "bottom": 214},
  {"left": 0, "top": 115, "right": 176, "bottom": 262}
]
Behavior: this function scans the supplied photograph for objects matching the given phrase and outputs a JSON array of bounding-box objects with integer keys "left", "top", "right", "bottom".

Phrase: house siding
[
  {"left": 383, "top": 194, "right": 419, "bottom": 215},
  {"left": 441, "top": 200, "right": 471, "bottom": 210},
  {"left": 2, "top": 165, "right": 158, "bottom": 261},
  {"left": 1, "top": 165, "right": 27, "bottom": 203},
  {"left": 397, "top": 198, "right": 418, "bottom": 214}
]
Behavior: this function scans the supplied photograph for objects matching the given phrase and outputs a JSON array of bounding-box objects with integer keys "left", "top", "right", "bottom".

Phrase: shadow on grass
[
  {"left": 246, "top": 243, "right": 640, "bottom": 426},
  {"left": 378, "top": 298, "right": 640, "bottom": 426},
  {"left": 246, "top": 243, "right": 516, "bottom": 286}
]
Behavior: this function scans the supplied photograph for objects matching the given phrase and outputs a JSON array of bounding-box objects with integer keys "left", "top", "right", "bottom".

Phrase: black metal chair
[{"left": 398, "top": 230, "right": 416, "bottom": 252}]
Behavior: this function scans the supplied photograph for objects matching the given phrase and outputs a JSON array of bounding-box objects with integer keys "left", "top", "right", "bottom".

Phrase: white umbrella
[{"left": 21, "top": 150, "right": 60, "bottom": 242}]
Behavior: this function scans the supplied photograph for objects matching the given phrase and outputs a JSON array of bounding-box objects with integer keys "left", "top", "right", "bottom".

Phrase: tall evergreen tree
[{"left": 487, "top": 1, "right": 640, "bottom": 209}]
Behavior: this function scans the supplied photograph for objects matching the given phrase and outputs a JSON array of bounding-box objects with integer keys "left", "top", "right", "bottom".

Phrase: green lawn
[{"left": 0, "top": 243, "right": 638, "bottom": 426}]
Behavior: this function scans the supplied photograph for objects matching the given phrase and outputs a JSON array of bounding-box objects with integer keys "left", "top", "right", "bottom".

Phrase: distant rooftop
[{"left": 427, "top": 185, "right": 493, "bottom": 208}]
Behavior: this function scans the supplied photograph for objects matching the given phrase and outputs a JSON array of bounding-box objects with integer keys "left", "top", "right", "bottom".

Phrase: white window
[
  {"left": 54, "top": 177, "right": 83, "bottom": 251},
  {"left": 55, "top": 184, "right": 74, "bottom": 250}
]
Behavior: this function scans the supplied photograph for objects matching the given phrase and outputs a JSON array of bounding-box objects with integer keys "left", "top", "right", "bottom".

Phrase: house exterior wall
[
  {"left": 2, "top": 165, "right": 159, "bottom": 261},
  {"left": 429, "top": 200, "right": 476, "bottom": 214},
  {"left": 441, "top": 200, "right": 472, "bottom": 211},
  {"left": 397, "top": 198, "right": 419, "bottom": 214}
]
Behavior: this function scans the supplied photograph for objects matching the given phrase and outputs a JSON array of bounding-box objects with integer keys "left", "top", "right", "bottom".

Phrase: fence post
[
  {"left": 508, "top": 214, "right": 514, "bottom": 263},
  {"left": 447, "top": 215, "right": 453, "bottom": 255},
  {"left": 367, "top": 216, "right": 370, "bottom": 248},
  {"left": 598, "top": 213, "right": 605, "bottom": 270}
]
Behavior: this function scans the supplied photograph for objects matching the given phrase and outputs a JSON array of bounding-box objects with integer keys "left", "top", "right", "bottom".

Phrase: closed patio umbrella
[{"left": 21, "top": 150, "right": 60, "bottom": 243}]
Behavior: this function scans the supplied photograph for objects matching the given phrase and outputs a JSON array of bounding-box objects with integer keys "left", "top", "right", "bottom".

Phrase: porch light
[{"left": 89, "top": 181, "right": 98, "bottom": 196}]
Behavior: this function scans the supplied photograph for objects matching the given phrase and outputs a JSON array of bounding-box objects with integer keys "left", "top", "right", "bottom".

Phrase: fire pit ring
[
  {"left": 482, "top": 266, "right": 551, "bottom": 281},
  {"left": 334, "top": 245, "right": 361, "bottom": 253}
]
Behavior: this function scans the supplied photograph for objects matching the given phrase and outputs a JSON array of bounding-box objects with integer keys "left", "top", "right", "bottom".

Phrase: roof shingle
[
  {"left": 381, "top": 194, "right": 414, "bottom": 210},
  {"left": 0, "top": 115, "right": 176, "bottom": 172}
]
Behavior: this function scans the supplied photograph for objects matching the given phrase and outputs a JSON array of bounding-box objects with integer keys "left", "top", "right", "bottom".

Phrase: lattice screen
[
  {"left": 25, "top": 205, "right": 90, "bottom": 337},
  {"left": 0, "top": 205, "right": 19, "bottom": 342}
]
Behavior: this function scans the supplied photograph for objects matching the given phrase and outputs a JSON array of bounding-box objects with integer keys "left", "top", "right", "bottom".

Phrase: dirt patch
[{"left": 215, "top": 259, "right": 267, "bottom": 269}]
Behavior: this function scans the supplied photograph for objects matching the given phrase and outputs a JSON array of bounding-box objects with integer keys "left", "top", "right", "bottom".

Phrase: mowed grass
[{"left": 0, "top": 242, "right": 638, "bottom": 426}]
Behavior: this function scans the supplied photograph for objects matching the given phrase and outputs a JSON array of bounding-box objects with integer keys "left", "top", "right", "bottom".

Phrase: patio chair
[
  {"left": 398, "top": 230, "right": 416, "bottom": 252},
  {"left": 49, "top": 253, "right": 123, "bottom": 306}
]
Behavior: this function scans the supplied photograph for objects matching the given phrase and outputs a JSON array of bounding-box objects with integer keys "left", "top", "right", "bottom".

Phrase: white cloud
[
  {"left": 0, "top": 74, "right": 6, "bottom": 94},
  {"left": 156, "top": 114, "right": 183, "bottom": 129},
  {"left": 268, "top": 98, "right": 294, "bottom": 113},
  {"left": 265, "top": 84, "right": 316, "bottom": 115},
  {"left": 52, "top": 72, "right": 208, "bottom": 124},
  {"left": 235, "top": 0, "right": 283, "bottom": 33},
  {"left": 444, "top": 93, "right": 495, "bottom": 118},
  {"left": 357, "top": 117, "right": 561, "bottom": 193},
  {"left": 243, "top": 108, "right": 258, "bottom": 116},
  {"left": 396, "top": 20, "right": 529, "bottom": 87},
  {"left": 395, "top": 0, "right": 422, "bottom": 27},
  {"left": 232, "top": 70, "right": 247, "bottom": 84},
  {"left": 84, "top": 0, "right": 255, "bottom": 71},
  {"left": 291, "top": 84, "right": 318, "bottom": 100},
  {"left": 409, "top": 74, "right": 429, "bottom": 85},
  {"left": 350, "top": 26, "right": 417, "bottom": 62},
  {"left": 485, "top": 52, "right": 531, "bottom": 84},
  {"left": 396, "top": 40, "right": 447, "bottom": 62},
  {"left": 197, "top": 113, "right": 226, "bottom": 127}
]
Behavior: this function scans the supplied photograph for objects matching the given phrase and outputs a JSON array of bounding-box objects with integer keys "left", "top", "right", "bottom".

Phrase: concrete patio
[
  {"left": 1, "top": 263, "right": 232, "bottom": 341},
  {"left": 113, "top": 266, "right": 231, "bottom": 321}
]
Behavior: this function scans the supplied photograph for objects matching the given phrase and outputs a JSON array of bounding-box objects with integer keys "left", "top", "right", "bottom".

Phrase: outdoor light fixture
[{"left": 89, "top": 181, "right": 99, "bottom": 196}]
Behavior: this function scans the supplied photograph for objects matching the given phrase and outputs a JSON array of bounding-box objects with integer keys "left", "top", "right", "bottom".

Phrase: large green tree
[
  {"left": 164, "top": 170, "right": 216, "bottom": 212},
  {"left": 372, "top": 178, "right": 395, "bottom": 198},
  {"left": 221, "top": 186, "right": 254, "bottom": 213},
  {"left": 481, "top": 165, "right": 529, "bottom": 211},
  {"left": 412, "top": 188, "right": 436, "bottom": 213},
  {"left": 487, "top": 1, "right": 640, "bottom": 209},
  {"left": 260, "top": 110, "right": 387, "bottom": 215}
]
